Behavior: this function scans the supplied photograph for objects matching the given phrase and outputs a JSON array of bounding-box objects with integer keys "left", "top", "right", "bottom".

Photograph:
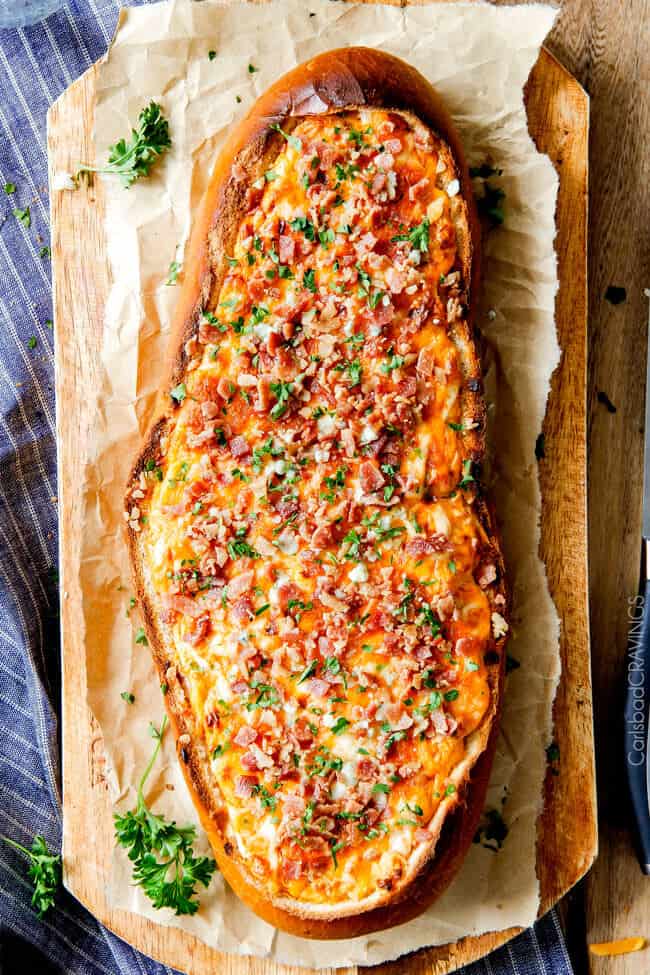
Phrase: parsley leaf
[
  {"left": 331, "top": 716, "right": 350, "bottom": 735},
  {"left": 76, "top": 101, "right": 171, "bottom": 189},
  {"left": 269, "top": 380, "right": 293, "bottom": 419},
  {"left": 2, "top": 835, "right": 61, "bottom": 918},
  {"left": 391, "top": 218, "right": 430, "bottom": 253},
  {"left": 303, "top": 268, "right": 317, "bottom": 293},
  {"left": 166, "top": 260, "right": 181, "bottom": 286},
  {"left": 114, "top": 717, "right": 216, "bottom": 915},
  {"left": 380, "top": 348, "right": 405, "bottom": 374},
  {"left": 290, "top": 215, "right": 316, "bottom": 241},
  {"left": 346, "top": 359, "right": 362, "bottom": 387},
  {"left": 13, "top": 206, "right": 30, "bottom": 228},
  {"left": 270, "top": 122, "right": 302, "bottom": 152},
  {"left": 459, "top": 458, "right": 475, "bottom": 488}
]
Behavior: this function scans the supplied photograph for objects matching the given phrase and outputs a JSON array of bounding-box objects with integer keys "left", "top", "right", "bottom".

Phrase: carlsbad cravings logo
[{"left": 627, "top": 595, "right": 646, "bottom": 767}]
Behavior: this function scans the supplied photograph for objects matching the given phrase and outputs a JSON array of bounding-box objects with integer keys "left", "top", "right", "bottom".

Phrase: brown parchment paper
[{"left": 68, "top": 0, "right": 561, "bottom": 966}]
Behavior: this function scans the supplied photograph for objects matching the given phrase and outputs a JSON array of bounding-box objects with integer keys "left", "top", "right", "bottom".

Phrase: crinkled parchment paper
[{"left": 73, "top": 0, "right": 561, "bottom": 967}]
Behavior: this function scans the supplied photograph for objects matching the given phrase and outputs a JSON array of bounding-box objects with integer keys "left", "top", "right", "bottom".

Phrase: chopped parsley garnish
[
  {"left": 391, "top": 217, "right": 430, "bottom": 253},
  {"left": 290, "top": 215, "right": 316, "bottom": 241},
  {"left": 269, "top": 380, "right": 293, "bottom": 419},
  {"left": 307, "top": 751, "right": 343, "bottom": 777},
  {"left": 170, "top": 383, "right": 187, "bottom": 403},
  {"left": 245, "top": 683, "right": 280, "bottom": 710},
  {"left": 121, "top": 691, "right": 135, "bottom": 704},
  {"left": 404, "top": 801, "right": 423, "bottom": 817},
  {"left": 330, "top": 840, "right": 345, "bottom": 869},
  {"left": 296, "top": 660, "right": 318, "bottom": 684},
  {"left": 231, "top": 468, "right": 250, "bottom": 483},
  {"left": 346, "top": 359, "right": 362, "bottom": 386},
  {"left": 252, "top": 785, "right": 277, "bottom": 811},
  {"left": 320, "top": 466, "right": 347, "bottom": 502},
  {"left": 348, "top": 127, "right": 369, "bottom": 149},
  {"left": 135, "top": 627, "right": 148, "bottom": 645},
  {"left": 342, "top": 528, "right": 361, "bottom": 561},
  {"left": 417, "top": 602, "right": 441, "bottom": 636},
  {"left": 459, "top": 459, "right": 475, "bottom": 487},
  {"left": 270, "top": 122, "right": 302, "bottom": 152},
  {"left": 356, "top": 264, "right": 371, "bottom": 297},
  {"left": 345, "top": 332, "right": 365, "bottom": 349},
  {"left": 13, "top": 206, "right": 30, "bottom": 228},
  {"left": 318, "top": 228, "right": 335, "bottom": 248},
  {"left": 252, "top": 437, "right": 283, "bottom": 471},
  {"left": 287, "top": 599, "right": 313, "bottom": 620},
  {"left": 331, "top": 717, "right": 350, "bottom": 735},
  {"left": 381, "top": 348, "right": 405, "bottom": 374},
  {"left": 227, "top": 533, "right": 260, "bottom": 561},
  {"left": 303, "top": 269, "right": 317, "bottom": 293},
  {"left": 165, "top": 260, "right": 181, "bottom": 285}
]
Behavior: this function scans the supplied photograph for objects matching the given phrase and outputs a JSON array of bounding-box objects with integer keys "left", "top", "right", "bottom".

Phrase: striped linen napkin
[{"left": 0, "top": 2, "right": 574, "bottom": 972}]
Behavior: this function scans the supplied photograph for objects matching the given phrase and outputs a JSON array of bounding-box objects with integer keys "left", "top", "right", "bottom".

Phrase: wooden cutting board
[{"left": 47, "top": 37, "right": 595, "bottom": 975}]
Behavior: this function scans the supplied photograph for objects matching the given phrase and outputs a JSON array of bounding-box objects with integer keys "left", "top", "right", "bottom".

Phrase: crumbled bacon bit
[
  {"left": 186, "top": 613, "right": 211, "bottom": 645},
  {"left": 477, "top": 563, "right": 497, "bottom": 588},
  {"left": 231, "top": 595, "right": 253, "bottom": 623},
  {"left": 405, "top": 535, "right": 450, "bottom": 557},
  {"left": 359, "top": 461, "right": 385, "bottom": 494},
  {"left": 304, "top": 678, "right": 330, "bottom": 698},
  {"left": 230, "top": 435, "right": 250, "bottom": 459},
  {"left": 234, "top": 775, "right": 257, "bottom": 798},
  {"left": 228, "top": 570, "right": 254, "bottom": 599}
]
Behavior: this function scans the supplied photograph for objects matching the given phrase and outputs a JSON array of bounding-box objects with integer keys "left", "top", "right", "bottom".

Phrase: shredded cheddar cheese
[{"left": 129, "top": 109, "right": 504, "bottom": 906}]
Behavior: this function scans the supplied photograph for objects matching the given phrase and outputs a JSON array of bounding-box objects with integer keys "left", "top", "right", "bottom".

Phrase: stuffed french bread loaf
[{"left": 125, "top": 47, "right": 508, "bottom": 939}]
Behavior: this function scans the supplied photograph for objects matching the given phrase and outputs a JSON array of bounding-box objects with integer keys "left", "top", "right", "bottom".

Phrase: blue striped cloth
[{"left": 0, "top": 2, "right": 575, "bottom": 973}]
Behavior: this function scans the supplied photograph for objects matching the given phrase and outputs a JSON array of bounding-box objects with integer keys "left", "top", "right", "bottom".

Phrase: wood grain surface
[
  {"left": 47, "top": 16, "right": 594, "bottom": 975},
  {"left": 541, "top": 1, "right": 650, "bottom": 974}
]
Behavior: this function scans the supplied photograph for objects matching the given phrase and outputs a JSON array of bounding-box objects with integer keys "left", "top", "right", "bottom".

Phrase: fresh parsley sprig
[
  {"left": 2, "top": 834, "right": 61, "bottom": 917},
  {"left": 76, "top": 101, "right": 171, "bottom": 189},
  {"left": 114, "top": 716, "right": 217, "bottom": 916}
]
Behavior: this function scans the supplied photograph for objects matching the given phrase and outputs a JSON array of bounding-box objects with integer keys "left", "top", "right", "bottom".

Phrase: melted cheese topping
[{"left": 131, "top": 110, "right": 501, "bottom": 906}]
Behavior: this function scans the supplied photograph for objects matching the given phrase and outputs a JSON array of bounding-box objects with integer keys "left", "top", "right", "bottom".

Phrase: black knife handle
[{"left": 625, "top": 569, "right": 650, "bottom": 874}]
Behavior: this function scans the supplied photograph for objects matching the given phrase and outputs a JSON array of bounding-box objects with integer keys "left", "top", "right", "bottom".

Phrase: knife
[{"left": 625, "top": 289, "right": 650, "bottom": 874}]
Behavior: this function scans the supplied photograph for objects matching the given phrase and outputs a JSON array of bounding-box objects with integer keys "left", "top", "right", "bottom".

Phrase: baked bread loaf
[{"left": 125, "top": 47, "right": 508, "bottom": 939}]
